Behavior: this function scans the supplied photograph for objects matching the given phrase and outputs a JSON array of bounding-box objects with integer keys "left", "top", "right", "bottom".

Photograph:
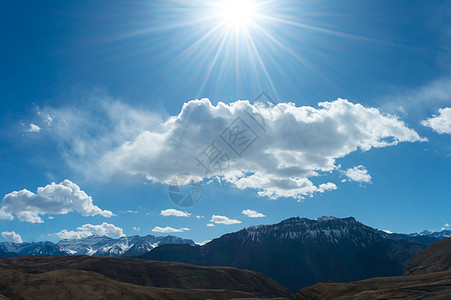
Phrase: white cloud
[
  {"left": 55, "top": 222, "right": 125, "bottom": 239},
  {"left": 132, "top": 226, "right": 141, "bottom": 231},
  {"left": 317, "top": 182, "right": 338, "bottom": 193},
  {"left": 241, "top": 209, "right": 266, "bottom": 218},
  {"left": 160, "top": 209, "right": 191, "bottom": 217},
  {"left": 152, "top": 226, "right": 190, "bottom": 233},
  {"left": 0, "top": 180, "right": 113, "bottom": 223},
  {"left": 210, "top": 215, "right": 241, "bottom": 225},
  {"left": 206, "top": 223, "right": 215, "bottom": 227},
  {"left": 421, "top": 107, "right": 451, "bottom": 134},
  {"left": 27, "top": 123, "right": 41, "bottom": 133},
  {"left": 344, "top": 165, "right": 372, "bottom": 183},
  {"left": 445, "top": 223, "right": 450, "bottom": 227},
  {"left": 383, "top": 230, "right": 393, "bottom": 234},
  {"left": 196, "top": 215, "right": 204, "bottom": 219},
  {"left": 100, "top": 99, "right": 423, "bottom": 200},
  {"left": 1, "top": 231, "right": 23, "bottom": 243},
  {"left": 196, "top": 240, "right": 211, "bottom": 246}
]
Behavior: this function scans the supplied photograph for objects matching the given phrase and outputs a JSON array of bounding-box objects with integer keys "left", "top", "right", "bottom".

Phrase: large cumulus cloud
[{"left": 100, "top": 98, "right": 424, "bottom": 199}]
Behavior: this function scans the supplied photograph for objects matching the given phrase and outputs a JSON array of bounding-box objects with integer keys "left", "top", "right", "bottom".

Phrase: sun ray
[{"left": 197, "top": 27, "right": 233, "bottom": 97}]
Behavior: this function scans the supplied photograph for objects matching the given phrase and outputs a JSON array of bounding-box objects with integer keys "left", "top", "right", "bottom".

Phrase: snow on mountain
[
  {"left": 0, "top": 234, "right": 195, "bottom": 257},
  {"left": 407, "top": 230, "right": 451, "bottom": 239},
  {"left": 243, "top": 216, "right": 381, "bottom": 245},
  {"left": 0, "top": 241, "right": 66, "bottom": 256},
  {"left": 57, "top": 235, "right": 115, "bottom": 256}
]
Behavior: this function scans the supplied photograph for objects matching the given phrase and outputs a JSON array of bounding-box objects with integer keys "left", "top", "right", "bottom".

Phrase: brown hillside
[
  {"left": 296, "top": 270, "right": 451, "bottom": 300},
  {"left": 405, "top": 236, "right": 451, "bottom": 276},
  {"left": 0, "top": 255, "right": 293, "bottom": 299}
]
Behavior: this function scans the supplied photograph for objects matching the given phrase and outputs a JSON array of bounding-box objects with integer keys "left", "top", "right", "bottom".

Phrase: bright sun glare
[{"left": 217, "top": 0, "right": 257, "bottom": 30}]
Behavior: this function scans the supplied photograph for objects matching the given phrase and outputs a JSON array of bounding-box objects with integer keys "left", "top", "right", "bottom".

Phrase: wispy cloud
[
  {"left": 160, "top": 209, "right": 191, "bottom": 217},
  {"left": 241, "top": 209, "right": 266, "bottom": 218},
  {"left": 152, "top": 226, "right": 190, "bottom": 233},
  {"left": 36, "top": 96, "right": 163, "bottom": 179},
  {"left": 381, "top": 78, "right": 451, "bottom": 114},
  {"left": 210, "top": 215, "right": 241, "bottom": 225}
]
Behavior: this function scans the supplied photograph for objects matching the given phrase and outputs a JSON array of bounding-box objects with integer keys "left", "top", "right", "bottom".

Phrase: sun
[{"left": 217, "top": 0, "right": 258, "bottom": 30}]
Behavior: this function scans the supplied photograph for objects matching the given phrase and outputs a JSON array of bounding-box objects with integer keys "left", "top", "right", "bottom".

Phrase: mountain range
[
  {"left": 0, "top": 234, "right": 195, "bottom": 258},
  {"left": 1, "top": 216, "right": 450, "bottom": 293},
  {"left": 140, "top": 216, "right": 444, "bottom": 291}
]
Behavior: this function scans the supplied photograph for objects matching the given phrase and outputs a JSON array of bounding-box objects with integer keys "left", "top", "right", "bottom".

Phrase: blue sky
[{"left": 0, "top": 0, "right": 450, "bottom": 244}]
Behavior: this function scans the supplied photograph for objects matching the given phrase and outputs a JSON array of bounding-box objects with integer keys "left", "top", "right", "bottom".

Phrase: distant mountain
[
  {"left": 141, "top": 216, "right": 427, "bottom": 292},
  {"left": 0, "top": 256, "right": 294, "bottom": 299},
  {"left": 1, "top": 241, "right": 66, "bottom": 257},
  {"left": 405, "top": 236, "right": 451, "bottom": 275},
  {"left": 382, "top": 229, "right": 451, "bottom": 247},
  {"left": 56, "top": 234, "right": 195, "bottom": 257},
  {"left": 0, "top": 235, "right": 195, "bottom": 258}
]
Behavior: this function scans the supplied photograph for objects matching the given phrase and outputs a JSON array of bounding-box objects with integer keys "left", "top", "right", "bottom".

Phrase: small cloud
[
  {"left": 196, "top": 240, "right": 211, "bottom": 246},
  {"left": 1, "top": 231, "right": 23, "bottom": 243},
  {"left": 383, "top": 230, "right": 393, "bottom": 234},
  {"left": 48, "top": 216, "right": 54, "bottom": 220},
  {"left": 196, "top": 215, "right": 204, "bottom": 219},
  {"left": 55, "top": 222, "right": 125, "bottom": 239},
  {"left": 344, "top": 165, "right": 372, "bottom": 183},
  {"left": 152, "top": 226, "right": 190, "bottom": 233},
  {"left": 317, "top": 182, "right": 338, "bottom": 193},
  {"left": 210, "top": 215, "right": 241, "bottom": 225},
  {"left": 160, "top": 209, "right": 191, "bottom": 217},
  {"left": 118, "top": 210, "right": 138, "bottom": 214},
  {"left": 132, "top": 226, "right": 141, "bottom": 231},
  {"left": 421, "top": 107, "right": 451, "bottom": 134},
  {"left": 445, "top": 223, "right": 450, "bottom": 227},
  {"left": 241, "top": 209, "right": 266, "bottom": 218},
  {"left": 206, "top": 223, "right": 215, "bottom": 227},
  {"left": 27, "top": 123, "right": 41, "bottom": 133},
  {"left": 442, "top": 227, "right": 445, "bottom": 231}
]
